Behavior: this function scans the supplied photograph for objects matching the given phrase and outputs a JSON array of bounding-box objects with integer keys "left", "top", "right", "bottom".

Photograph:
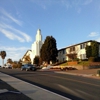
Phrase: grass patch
[
  {"left": 78, "top": 61, "right": 90, "bottom": 66},
  {"left": 58, "top": 61, "right": 90, "bottom": 66},
  {"left": 59, "top": 62, "right": 68, "bottom": 66}
]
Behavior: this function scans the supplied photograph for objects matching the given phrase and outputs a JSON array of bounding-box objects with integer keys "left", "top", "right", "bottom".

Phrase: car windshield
[{"left": 28, "top": 64, "right": 32, "bottom": 66}]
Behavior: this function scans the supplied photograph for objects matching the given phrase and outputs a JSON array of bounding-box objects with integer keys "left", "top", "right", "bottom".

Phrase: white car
[{"left": 4, "top": 65, "right": 12, "bottom": 69}]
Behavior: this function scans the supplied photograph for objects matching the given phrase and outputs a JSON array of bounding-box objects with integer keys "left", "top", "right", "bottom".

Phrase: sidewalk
[
  {"left": 53, "top": 68, "right": 100, "bottom": 79},
  {"left": 0, "top": 72, "right": 70, "bottom": 100}
]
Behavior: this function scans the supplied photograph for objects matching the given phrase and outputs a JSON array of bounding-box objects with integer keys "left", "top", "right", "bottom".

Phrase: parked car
[
  {"left": 4, "top": 65, "right": 12, "bottom": 69},
  {"left": 21, "top": 64, "right": 36, "bottom": 71}
]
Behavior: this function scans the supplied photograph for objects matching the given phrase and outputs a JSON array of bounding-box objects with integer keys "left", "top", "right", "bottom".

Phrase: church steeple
[{"left": 36, "top": 29, "right": 42, "bottom": 41}]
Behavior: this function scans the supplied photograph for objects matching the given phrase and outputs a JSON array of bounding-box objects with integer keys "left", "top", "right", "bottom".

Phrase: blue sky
[{"left": 0, "top": 0, "right": 100, "bottom": 65}]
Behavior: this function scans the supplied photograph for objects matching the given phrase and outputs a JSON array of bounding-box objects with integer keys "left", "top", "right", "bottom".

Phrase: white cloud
[
  {"left": 0, "top": 46, "right": 30, "bottom": 51},
  {"left": 0, "top": 16, "right": 10, "bottom": 22},
  {"left": 61, "top": 0, "right": 72, "bottom": 9},
  {"left": 12, "top": 28, "right": 32, "bottom": 42},
  {"left": 60, "top": 0, "right": 93, "bottom": 11},
  {"left": 0, "top": 8, "right": 22, "bottom": 26},
  {"left": 30, "top": 0, "right": 47, "bottom": 10},
  {"left": 96, "top": 38, "right": 100, "bottom": 42},
  {"left": 0, "top": 23, "right": 32, "bottom": 42},
  {"left": 88, "top": 32, "right": 99, "bottom": 37},
  {"left": 30, "top": 0, "right": 93, "bottom": 11},
  {"left": 0, "top": 28, "right": 25, "bottom": 42},
  {"left": 77, "top": 8, "right": 81, "bottom": 13},
  {"left": 59, "top": 0, "right": 81, "bottom": 12},
  {"left": 0, "top": 46, "right": 30, "bottom": 64},
  {"left": 83, "top": 0, "right": 93, "bottom": 5}
]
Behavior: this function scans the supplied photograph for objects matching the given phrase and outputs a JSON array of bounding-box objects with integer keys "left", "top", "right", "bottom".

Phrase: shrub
[
  {"left": 97, "top": 70, "right": 100, "bottom": 76},
  {"left": 17, "top": 63, "right": 22, "bottom": 68},
  {"left": 79, "top": 61, "right": 90, "bottom": 66},
  {"left": 88, "top": 57, "right": 95, "bottom": 62},
  {"left": 81, "top": 59, "right": 88, "bottom": 61},
  {"left": 12, "top": 63, "right": 22, "bottom": 68},
  {"left": 12, "top": 63, "right": 18, "bottom": 68},
  {"left": 52, "top": 60, "right": 67, "bottom": 66},
  {"left": 94, "top": 57, "right": 100, "bottom": 62},
  {"left": 73, "top": 58, "right": 79, "bottom": 61}
]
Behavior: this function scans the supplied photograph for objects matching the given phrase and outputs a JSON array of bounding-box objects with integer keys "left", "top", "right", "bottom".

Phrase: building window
[
  {"left": 63, "top": 58, "right": 65, "bottom": 61},
  {"left": 70, "top": 46, "right": 75, "bottom": 52},
  {"left": 80, "top": 43, "right": 86, "bottom": 49},
  {"left": 83, "top": 54, "right": 86, "bottom": 59},
  {"left": 80, "top": 44, "right": 82, "bottom": 49},
  {"left": 81, "top": 54, "right": 86, "bottom": 59},
  {"left": 63, "top": 50, "right": 65, "bottom": 54}
]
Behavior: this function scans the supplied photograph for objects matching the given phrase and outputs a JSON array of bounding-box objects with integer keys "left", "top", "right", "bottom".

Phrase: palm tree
[{"left": 0, "top": 51, "right": 6, "bottom": 67}]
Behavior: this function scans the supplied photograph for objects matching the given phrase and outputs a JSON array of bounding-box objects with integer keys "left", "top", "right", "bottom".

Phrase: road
[{"left": 0, "top": 68, "right": 100, "bottom": 100}]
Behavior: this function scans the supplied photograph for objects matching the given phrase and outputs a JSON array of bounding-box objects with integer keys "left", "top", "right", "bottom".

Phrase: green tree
[
  {"left": 33, "top": 56, "right": 39, "bottom": 65},
  {"left": 18, "top": 59, "right": 22, "bottom": 63},
  {"left": 12, "top": 61, "right": 18, "bottom": 68},
  {"left": 40, "top": 36, "right": 58, "bottom": 64},
  {"left": 85, "top": 45, "right": 92, "bottom": 58},
  {"left": 91, "top": 41, "right": 99, "bottom": 58},
  {"left": 85, "top": 41, "right": 99, "bottom": 60},
  {"left": 13, "top": 61, "right": 18, "bottom": 64},
  {"left": 7, "top": 58, "right": 13, "bottom": 64},
  {"left": 0, "top": 51, "right": 6, "bottom": 67},
  {"left": 17, "top": 61, "right": 22, "bottom": 68}
]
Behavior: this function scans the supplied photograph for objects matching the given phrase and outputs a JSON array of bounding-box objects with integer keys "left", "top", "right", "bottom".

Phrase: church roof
[{"left": 22, "top": 50, "right": 31, "bottom": 60}]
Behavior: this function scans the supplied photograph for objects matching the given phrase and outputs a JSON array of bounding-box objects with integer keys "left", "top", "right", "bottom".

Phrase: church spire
[{"left": 36, "top": 29, "right": 42, "bottom": 42}]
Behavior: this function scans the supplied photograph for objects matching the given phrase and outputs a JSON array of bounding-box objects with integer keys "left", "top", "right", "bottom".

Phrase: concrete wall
[{"left": 52, "top": 65, "right": 100, "bottom": 70}]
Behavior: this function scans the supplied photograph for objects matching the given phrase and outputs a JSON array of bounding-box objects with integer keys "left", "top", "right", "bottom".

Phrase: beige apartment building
[{"left": 57, "top": 40, "right": 100, "bottom": 62}]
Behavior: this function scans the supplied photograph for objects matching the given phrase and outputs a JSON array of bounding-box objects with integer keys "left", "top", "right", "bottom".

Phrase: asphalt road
[{"left": 0, "top": 68, "right": 100, "bottom": 100}]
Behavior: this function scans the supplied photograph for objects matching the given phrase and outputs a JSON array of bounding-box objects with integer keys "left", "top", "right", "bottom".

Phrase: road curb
[{"left": 54, "top": 71, "right": 100, "bottom": 79}]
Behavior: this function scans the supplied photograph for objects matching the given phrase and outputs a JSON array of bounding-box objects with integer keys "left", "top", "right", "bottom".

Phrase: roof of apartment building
[{"left": 58, "top": 40, "right": 100, "bottom": 51}]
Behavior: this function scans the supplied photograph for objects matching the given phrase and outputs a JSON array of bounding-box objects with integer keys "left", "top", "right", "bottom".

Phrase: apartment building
[{"left": 57, "top": 40, "right": 100, "bottom": 62}]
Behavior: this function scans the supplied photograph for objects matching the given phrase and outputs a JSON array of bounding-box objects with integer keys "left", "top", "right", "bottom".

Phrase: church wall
[{"left": 30, "top": 29, "right": 43, "bottom": 64}]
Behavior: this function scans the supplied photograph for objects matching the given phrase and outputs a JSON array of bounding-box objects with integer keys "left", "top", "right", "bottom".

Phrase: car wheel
[{"left": 32, "top": 68, "right": 36, "bottom": 71}]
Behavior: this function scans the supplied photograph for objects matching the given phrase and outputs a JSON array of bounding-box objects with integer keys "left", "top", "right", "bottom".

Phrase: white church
[{"left": 22, "top": 29, "right": 43, "bottom": 64}]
